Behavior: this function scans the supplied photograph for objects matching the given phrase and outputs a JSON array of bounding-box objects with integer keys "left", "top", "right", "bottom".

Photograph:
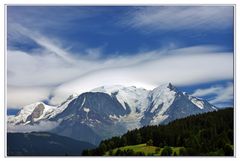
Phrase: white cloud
[
  {"left": 192, "top": 86, "right": 222, "bottom": 97},
  {"left": 7, "top": 120, "right": 61, "bottom": 133},
  {"left": 7, "top": 24, "right": 167, "bottom": 87},
  {"left": 6, "top": 25, "right": 166, "bottom": 107},
  {"left": 124, "top": 6, "right": 233, "bottom": 32},
  {"left": 209, "top": 83, "right": 234, "bottom": 104},
  {"left": 9, "top": 23, "right": 75, "bottom": 64},
  {"left": 7, "top": 24, "right": 233, "bottom": 107},
  {"left": 7, "top": 86, "right": 51, "bottom": 108},
  {"left": 50, "top": 51, "right": 233, "bottom": 105},
  {"left": 7, "top": 50, "right": 85, "bottom": 86},
  {"left": 192, "top": 82, "right": 233, "bottom": 105},
  {"left": 8, "top": 44, "right": 233, "bottom": 107}
]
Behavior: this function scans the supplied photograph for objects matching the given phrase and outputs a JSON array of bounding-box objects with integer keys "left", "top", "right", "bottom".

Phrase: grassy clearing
[{"left": 105, "top": 144, "right": 182, "bottom": 156}]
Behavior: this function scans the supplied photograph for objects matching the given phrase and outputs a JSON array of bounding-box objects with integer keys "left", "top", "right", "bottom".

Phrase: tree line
[{"left": 82, "top": 108, "right": 233, "bottom": 156}]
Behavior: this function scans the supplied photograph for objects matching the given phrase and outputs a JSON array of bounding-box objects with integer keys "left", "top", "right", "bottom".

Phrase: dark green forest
[{"left": 83, "top": 108, "right": 234, "bottom": 156}]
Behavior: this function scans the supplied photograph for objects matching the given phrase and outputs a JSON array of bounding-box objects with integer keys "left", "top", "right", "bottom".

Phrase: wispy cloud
[
  {"left": 123, "top": 6, "right": 233, "bottom": 32},
  {"left": 192, "top": 82, "right": 233, "bottom": 106},
  {"left": 8, "top": 23, "right": 75, "bottom": 63},
  {"left": 7, "top": 25, "right": 233, "bottom": 106},
  {"left": 192, "top": 86, "right": 222, "bottom": 97},
  {"left": 7, "top": 24, "right": 166, "bottom": 87}
]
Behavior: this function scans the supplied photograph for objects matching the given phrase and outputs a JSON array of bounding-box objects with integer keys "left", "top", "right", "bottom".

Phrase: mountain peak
[
  {"left": 91, "top": 84, "right": 124, "bottom": 91},
  {"left": 8, "top": 102, "right": 56, "bottom": 125},
  {"left": 58, "top": 94, "right": 78, "bottom": 107},
  {"left": 167, "top": 82, "right": 173, "bottom": 89},
  {"left": 152, "top": 82, "right": 177, "bottom": 93},
  {"left": 91, "top": 84, "right": 149, "bottom": 95}
]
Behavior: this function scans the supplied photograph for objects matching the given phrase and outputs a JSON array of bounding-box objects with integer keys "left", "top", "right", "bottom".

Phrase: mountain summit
[{"left": 8, "top": 83, "right": 217, "bottom": 145}]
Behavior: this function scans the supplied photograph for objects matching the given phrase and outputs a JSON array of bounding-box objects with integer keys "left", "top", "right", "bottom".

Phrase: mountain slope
[
  {"left": 51, "top": 92, "right": 129, "bottom": 145},
  {"left": 7, "top": 83, "right": 217, "bottom": 145},
  {"left": 7, "top": 132, "right": 95, "bottom": 156}
]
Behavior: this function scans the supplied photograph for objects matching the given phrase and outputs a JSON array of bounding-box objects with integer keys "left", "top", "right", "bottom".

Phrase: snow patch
[
  {"left": 190, "top": 98, "right": 204, "bottom": 109},
  {"left": 150, "top": 115, "right": 169, "bottom": 125},
  {"left": 91, "top": 85, "right": 149, "bottom": 112},
  {"left": 83, "top": 107, "right": 90, "bottom": 113},
  {"left": 48, "top": 94, "right": 77, "bottom": 119},
  {"left": 211, "top": 106, "right": 218, "bottom": 111},
  {"left": 109, "top": 114, "right": 119, "bottom": 120},
  {"left": 150, "top": 84, "right": 176, "bottom": 114},
  {"left": 81, "top": 96, "right": 86, "bottom": 108},
  {"left": 119, "top": 112, "right": 143, "bottom": 130}
]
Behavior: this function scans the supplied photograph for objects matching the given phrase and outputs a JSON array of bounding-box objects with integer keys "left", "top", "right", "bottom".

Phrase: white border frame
[{"left": 1, "top": 1, "right": 239, "bottom": 161}]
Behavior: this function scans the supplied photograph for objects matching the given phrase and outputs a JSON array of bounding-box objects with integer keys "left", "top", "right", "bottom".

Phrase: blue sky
[
  {"left": 8, "top": 6, "right": 234, "bottom": 55},
  {"left": 7, "top": 6, "right": 234, "bottom": 111}
]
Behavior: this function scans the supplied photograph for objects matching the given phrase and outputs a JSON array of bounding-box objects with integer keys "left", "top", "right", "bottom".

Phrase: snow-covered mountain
[
  {"left": 7, "top": 94, "right": 77, "bottom": 125},
  {"left": 7, "top": 83, "right": 217, "bottom": 145},
  {"left": 7, "top": 102, "right": 55, "bottom": 125}
]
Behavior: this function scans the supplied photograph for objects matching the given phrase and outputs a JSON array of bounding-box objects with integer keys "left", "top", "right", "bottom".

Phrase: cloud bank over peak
[{"left": 49, "top": 49, "right": 233, "bottom": 105}]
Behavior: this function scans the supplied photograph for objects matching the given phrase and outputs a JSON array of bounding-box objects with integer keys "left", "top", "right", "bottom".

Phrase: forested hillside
[{"left": 83, "top": 108, "right": 233, "bottom": 156}]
